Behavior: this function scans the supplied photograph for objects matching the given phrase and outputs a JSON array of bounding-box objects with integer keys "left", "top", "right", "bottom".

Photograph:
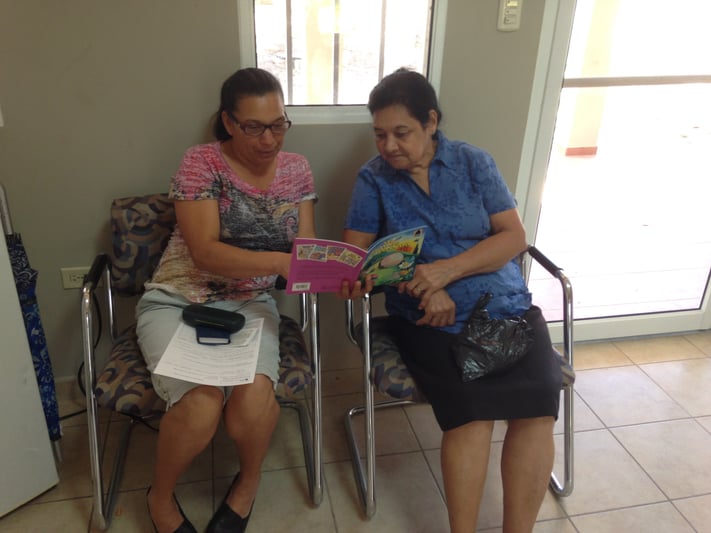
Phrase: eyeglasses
[{"left": 228, "top": 111, "right": 292, "bottom": 137}]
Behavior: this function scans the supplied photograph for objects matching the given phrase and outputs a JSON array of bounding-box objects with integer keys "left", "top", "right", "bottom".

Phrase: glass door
[{"left": 520, "top": 0, "right": 711, "bottom": 341}]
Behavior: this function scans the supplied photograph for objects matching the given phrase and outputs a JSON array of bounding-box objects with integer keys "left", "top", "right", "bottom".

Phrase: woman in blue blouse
[{"left": 342, "top": 69, "right": 562, "bottom": 532}]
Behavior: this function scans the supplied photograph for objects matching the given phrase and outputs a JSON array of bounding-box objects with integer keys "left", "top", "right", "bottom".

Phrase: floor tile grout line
[
  {"left": 318, "top": 462, "right": 340, "bottom": 533},
  {"left": 605, "top": 422, "right": 679, "bottom": 506},
  {"left": 590, "top": 415, "right": 701, "bottom": 432},
  {"left": 564, "top": 500, "right": 685, "bottom": 521},
  {"left": 669, "top": 498, "right": 702, "bottom": 533},
  {"left": 569, "top": 387, "right": 606, "bottom": 430},
  {"left": 636, "top": 362, "right": 699, "bottom": 419},
  {"left": 573, "top": 359, "right": 699, "bottom": 428}
]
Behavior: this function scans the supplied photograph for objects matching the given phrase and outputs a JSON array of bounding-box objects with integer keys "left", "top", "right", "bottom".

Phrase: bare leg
[
  {"left": 500, "top": 416, "right": 555, "bottom": 533},
  {"left": 222, "top": 375, "right": 280, "bottom": 517},
  {"left": 148, "top": 385, "right": 224, "bottom": 533},
  {"left": 441, "top": 420, "right": 495, "bottom": 533}
]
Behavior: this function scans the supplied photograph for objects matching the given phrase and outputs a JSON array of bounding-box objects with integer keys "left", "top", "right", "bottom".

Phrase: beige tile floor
[{"left": 2, "top": 329, "right": 711, "bottom": 532}]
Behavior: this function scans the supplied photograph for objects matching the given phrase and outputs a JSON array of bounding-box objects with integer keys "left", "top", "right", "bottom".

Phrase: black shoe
[
  {"left": 204, "top": 473, "right": 253, "bottom": 533},
  {"left": 147, "top": 487, "right": 198, "bottom": 533}
]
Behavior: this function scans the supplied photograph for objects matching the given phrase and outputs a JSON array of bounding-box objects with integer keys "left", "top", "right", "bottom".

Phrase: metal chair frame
[
  {"left": 81, "top": 254, "right": 324, "bottom": 530},
  {"left": 344, "top": 245, "right": 574, "bottom": 518}
]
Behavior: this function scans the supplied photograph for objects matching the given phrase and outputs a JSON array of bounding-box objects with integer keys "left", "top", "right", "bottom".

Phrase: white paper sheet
[{"left": 153, "top": 318, "right": 263, "bottom": 386}]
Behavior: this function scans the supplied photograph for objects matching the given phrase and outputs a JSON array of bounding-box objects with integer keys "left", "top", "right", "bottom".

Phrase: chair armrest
[
  {"left": 345, "top": 299, "right": 358, "bottom": 346},
  {"left": 83, "top": 253, "right": 109, "bottom": 290},
  {"left": 81, "top": 255, "right": 111, "bottom": 397},
  {"left": 526, "top": 245, "right": 563, "bottom": 277},
  {"left": 82, "top": 252, "right": 117, "bottom": 345},
  {"left": 345, "top": 295, "right": 372, "bottom": 347},
  {"left": 526, "top": 245, "right": 574, "bottom": 367},
  {"left": 345, "top": 286, "right": 386, "bottom": 346},
  {"left": 275, "top": 275, "right": 310, "bottom": 333},
  {"left": 298, "top": 293, "right": 309, "bottom": 332}
]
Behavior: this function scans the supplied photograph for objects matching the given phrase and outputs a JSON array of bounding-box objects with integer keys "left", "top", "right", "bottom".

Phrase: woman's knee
[
  {"left": 223, "top": 376, "right": 279, "bottom": 434},
  {"left": 168, "top": 385, "right": 224, "bottom": 430},
  {"left": 442, "top": 419, "right": 495, "bottom": 448},
  {"left": 508, "top": 416, "right": 555, "bottom": 431},
  {"left": 505, "top": 416, "right": 555, "bottom": 444},
  {"left": 446, "top": 419, "right": 495, "bottom": 435}
]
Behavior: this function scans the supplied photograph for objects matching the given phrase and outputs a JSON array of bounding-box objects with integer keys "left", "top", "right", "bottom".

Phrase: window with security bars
[{"left": 250, "top": 0, "right": 436, "bottom": 106}]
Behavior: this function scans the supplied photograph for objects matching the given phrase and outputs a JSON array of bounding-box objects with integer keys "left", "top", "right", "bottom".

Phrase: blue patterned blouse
[{"left": 344, "top": 131, "right": 531, "bottom": 333}]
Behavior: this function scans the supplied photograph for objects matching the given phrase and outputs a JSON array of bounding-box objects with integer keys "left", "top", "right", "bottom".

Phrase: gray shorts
[{"left": 136, "top": 289, "right": 281, "bottom": 409}]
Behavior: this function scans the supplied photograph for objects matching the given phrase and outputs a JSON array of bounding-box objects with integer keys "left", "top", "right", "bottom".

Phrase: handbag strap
[{"left": 474, "top": 292, "right": 493, "bottom": 310}]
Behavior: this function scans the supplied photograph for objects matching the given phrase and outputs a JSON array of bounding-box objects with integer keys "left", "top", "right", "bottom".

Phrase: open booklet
[{"left": 286, "top": 226, "right": 426, "bottom": 294}]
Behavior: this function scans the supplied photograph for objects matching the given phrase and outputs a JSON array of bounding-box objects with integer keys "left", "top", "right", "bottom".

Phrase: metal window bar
[
  {"left": 422, "top": 0, "right": 434, "bottom": 77},
  {"left": 332, "top": 0, "right": 341, "bottom": 104},
  {"left": 286, "top": 0, "right": 294, "bottom": 105},
  {"left": 378, "top": 0, "right": 387, "bottom": 82}
]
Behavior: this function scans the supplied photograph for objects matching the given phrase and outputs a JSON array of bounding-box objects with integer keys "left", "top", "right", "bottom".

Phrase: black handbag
[{"left": 451, "top": 292, "right": 534, "bottom": 382}]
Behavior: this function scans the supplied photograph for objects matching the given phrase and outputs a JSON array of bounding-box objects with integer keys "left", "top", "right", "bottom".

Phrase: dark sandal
[
  {"left": 205, "top": 473, "right": 253, "bottom": 533},
  {"left": 147, "top": 487, "right": 198, "bottom": 533}
]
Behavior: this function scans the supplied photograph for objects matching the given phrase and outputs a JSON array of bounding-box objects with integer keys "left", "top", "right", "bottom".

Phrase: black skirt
[{"left": 388, "top": 306, "right": 562, "bottom": 431}]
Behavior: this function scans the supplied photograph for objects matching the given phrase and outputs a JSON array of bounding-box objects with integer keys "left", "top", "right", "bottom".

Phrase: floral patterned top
[
  {"left": 344, "top": 131, "right": 531, "bottom": 333},
  {"left": 147, "top": 142, "right": 317, "bottom": 302}
]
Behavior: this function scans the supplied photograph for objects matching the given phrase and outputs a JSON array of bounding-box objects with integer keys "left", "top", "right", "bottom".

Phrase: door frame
[{"left": 515, "top": 0, "right": 711, "bottom": 342}]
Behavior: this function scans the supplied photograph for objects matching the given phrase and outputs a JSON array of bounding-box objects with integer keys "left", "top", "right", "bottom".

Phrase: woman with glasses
[
  {"left": 136, "top": 67, "right": 316, "bottom": 533},
  {"left": 341, "top": 69, "right": 562, "bottom": 533}
]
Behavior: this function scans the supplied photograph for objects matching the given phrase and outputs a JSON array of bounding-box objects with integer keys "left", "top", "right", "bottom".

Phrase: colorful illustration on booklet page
[{"left": 360, "top": 227, "right": 424, "bottom": 285}]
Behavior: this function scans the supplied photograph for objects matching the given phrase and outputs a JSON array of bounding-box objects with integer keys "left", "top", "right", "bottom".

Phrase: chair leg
[
  {"left": 344, "top": 398, "right": 416, "bottom": 518},
  {"left": 87, "top": 411, "right": 138, "bottom": 530},
  {"left": 527, "top": 245, "right": 575, "bottom": 497},
  {"left": 277, "top": 398, "right": 323, "bottom": 506},
  {"left": 550, "top": 382, "right": 574, "bottom": 496},
  {"left": 307, "top": 293, "right": 324, "bottom": 506},
  {"left": 276, "top": 292, "right": 323, "bottom": 507},
  {"left": 84, "top": 284, "right": 141, "bottom": 530}
]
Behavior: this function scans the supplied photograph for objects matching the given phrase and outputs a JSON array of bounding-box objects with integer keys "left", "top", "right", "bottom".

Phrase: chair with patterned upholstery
[
  {"left": 344, "top": 245, "right": 575, "bottom": 518},
  {"left": 80, "top": 193, "right": 323, "bottom": 530}
]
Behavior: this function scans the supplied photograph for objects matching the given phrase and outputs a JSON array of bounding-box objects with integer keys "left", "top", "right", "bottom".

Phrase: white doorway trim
[
  {"left": 515, "top": 0, "right": 575, "bottom": 235},
  {"left": 515, "top": 0, "right": 711, "bottom": 342}
]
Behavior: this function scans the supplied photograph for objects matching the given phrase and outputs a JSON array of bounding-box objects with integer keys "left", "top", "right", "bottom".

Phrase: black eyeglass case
[{"left": 182, "top": 304, "right": 245, "bottom": 333}]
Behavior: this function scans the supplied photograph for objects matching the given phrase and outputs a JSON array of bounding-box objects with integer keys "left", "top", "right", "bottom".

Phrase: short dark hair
[
  {"left": 213, "top": 68, "right": 285, "bottom": 141},
  {"left": 367, "top": 68, "right": 442, "bottom": 131}
]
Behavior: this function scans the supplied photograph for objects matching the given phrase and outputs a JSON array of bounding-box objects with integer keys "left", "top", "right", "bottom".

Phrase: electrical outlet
[{"left": 60, "top": 266, "right": 91, "bottom": 289}]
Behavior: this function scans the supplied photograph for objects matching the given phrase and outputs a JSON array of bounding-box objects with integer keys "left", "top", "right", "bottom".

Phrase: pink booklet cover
[{"left": 286, "top": 226, "right": 426, "bottom": 294}]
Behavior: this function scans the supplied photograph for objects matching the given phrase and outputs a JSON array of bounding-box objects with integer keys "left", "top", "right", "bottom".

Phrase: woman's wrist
[
  {"left": 435, "top": 258, "right": 461, "bottom": 287},
  {"left": 270, "top": 251, "right": 290, "bottom": 279}
]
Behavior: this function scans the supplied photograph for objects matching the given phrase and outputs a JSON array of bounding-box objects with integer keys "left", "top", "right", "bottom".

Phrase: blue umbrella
[{"left": 1, "top": 184, "right": 61, "bottom": 443}]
